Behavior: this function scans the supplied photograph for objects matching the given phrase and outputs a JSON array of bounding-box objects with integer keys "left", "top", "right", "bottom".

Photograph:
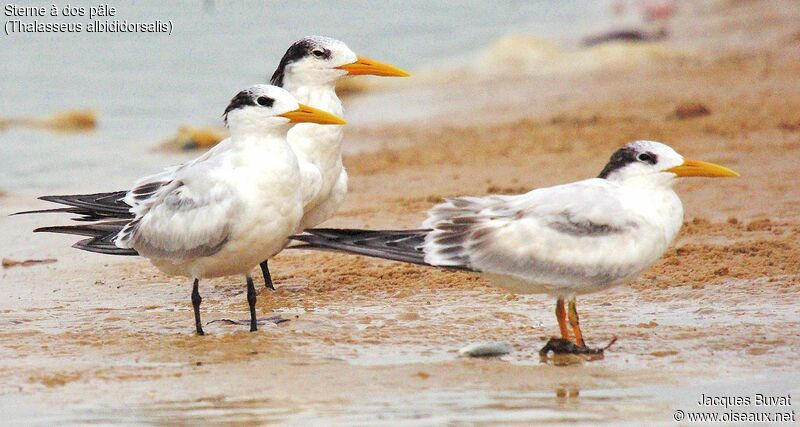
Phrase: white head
[
  {"left": 269, "top": 36, "right": 409, "bottom": 90},
  {"left": 222, "top": 84, "right": 345, "bottom": 134},
  {"left": 598, "top": 140, "right": 739, "bottom": 186}
]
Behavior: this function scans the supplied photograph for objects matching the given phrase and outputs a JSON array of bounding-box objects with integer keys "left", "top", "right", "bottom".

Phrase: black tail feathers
[
  {"left": 15, "top": 191, "right": 136, "bottom": 255},
  {"left": 39, "top": 191, "right": 132, "bottom": 215},
  {"left": 12, "top": 191, "right": 133, "bottom": 221},
  {"left": 13, "top": 206, "right": 125, "bottom": 222},
  {"left": 291, "top": 228, "right": 432, "bottom": 266},
  {"left": 34, "top": 221, "right": 137, "bottom": 256}
]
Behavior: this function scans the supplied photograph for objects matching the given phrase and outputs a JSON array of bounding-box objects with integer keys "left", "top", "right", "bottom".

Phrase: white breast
[
  {"left": 136, "top": 135, "right": 305, "bottom": 279},
  {"left": 286, "top": 86, "right": 348, "bottom": 229}
]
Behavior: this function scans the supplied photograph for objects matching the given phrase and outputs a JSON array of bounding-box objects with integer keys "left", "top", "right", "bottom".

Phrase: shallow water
[
  {"left": 7, "top": 366, "right": 799, "bottom": 426},
  {"left": 0, "top": 0, "right": 621, "bottom": 192}
]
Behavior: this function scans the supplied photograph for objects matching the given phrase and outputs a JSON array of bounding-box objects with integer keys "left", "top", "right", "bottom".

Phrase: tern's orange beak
[
  {"left": 666, "top": 159, "right": 740, "bottom": 178},
  {"left": 278, "top": 104, "right": 346, "bottom": 125},
  {"left": 337, "top": 55, "right": 410, "bottom": 77}
]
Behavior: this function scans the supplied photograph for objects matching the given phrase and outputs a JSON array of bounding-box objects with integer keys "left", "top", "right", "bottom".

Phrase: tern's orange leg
[
  {"left": 567, "top": 297, "right": 586, "bottom": 348},
  {"left": 555, "top": 298, "right": 569, "bottom": 339}
]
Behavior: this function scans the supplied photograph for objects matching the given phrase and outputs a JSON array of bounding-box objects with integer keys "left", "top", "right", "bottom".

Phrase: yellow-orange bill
[
  {"left": 279, "top": 104, "right": 346, "bottom": 125},
  {"left": 337, "top": 55, "right": 410, "bottom": 77},
  {"left": 666, "top": 159, "right": 740, "bottom": 177}
]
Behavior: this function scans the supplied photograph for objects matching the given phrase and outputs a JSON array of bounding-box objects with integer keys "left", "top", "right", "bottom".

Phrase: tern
[
  {"left": 257, "top": 36, "right": 409, "bottom": 290},
  {"left": 17, "top": 84, "right": 346, "bottom": 335},
  {"left": 11, "top": 36, "right": 409, "bottom": 293},
  {"left": 291, "top": 141, "right": 739, "bottom": 354}
]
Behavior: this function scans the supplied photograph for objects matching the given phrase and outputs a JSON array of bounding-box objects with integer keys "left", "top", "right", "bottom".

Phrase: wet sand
[{"left": 2, "top": 1, "right": 800, "bottom": 424}]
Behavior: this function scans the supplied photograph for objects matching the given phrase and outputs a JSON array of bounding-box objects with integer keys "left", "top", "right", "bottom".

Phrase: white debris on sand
[{"left": 458, "top": 342, "right": 512, "bottom": 358}]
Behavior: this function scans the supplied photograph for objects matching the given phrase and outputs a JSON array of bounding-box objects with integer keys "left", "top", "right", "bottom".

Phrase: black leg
[
  {"left": 260, "top": 260, "right": 275, "bottom": 291},
  {"left": 246, "top": 276, "right": 257, "bottom": 332},
  {"left": 191, "top": 279, "right": 204, "bottom": 336}
]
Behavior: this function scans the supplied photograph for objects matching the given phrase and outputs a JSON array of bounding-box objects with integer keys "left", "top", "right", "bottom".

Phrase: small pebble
[{"left": 458, "top": 342, "right": 512, "bottom": 357}]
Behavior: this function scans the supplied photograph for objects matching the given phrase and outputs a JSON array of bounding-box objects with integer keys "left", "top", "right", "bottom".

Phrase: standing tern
[
  {"left": 11, "top": 36, "right": 409, "bottom": 293},
  {"left": 291, "top": 141, "right": 739, "bottom": 355},
  {"left": 17, "top": 84, "right": 346, "bottom": 335},
  {"left": 258, "top": 36, "right": 409, "bottom": 290}
]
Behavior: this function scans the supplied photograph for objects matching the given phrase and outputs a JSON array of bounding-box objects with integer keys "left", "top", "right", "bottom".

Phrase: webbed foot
[{"left": 539, "top": 336, "right": 617, "bottom": 363}]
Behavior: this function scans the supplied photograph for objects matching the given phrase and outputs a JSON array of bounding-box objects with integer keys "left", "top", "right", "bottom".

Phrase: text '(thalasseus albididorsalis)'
[
  {"left": 255, "top": 36, "right": 409, "bottom": 290},
  {"left": 291, "top": 141, "right": 739, "bottom": 356},
  {"left": 17, "top": 84, "right": 346, "bottom": 335}
]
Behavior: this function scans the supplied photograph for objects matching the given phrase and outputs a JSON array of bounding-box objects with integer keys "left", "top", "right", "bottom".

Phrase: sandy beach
[{"left": 1, "top": 0, "right": 799, "bottom": 424}]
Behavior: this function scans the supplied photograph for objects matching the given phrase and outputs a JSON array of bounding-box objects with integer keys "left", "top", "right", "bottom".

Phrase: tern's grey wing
[
  {"left": 116, "top": 163, "right": 240, "bottom": 262},
  {"left": 121, "top": 137, "right": 235, "bottom": 215},
  {"left": 422, "top": 179, "right": 648, "bottom": 286}
]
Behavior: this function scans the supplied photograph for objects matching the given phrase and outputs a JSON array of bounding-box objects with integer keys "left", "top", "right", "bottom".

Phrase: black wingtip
[
  {"left": 12, "top": 207, "right": 69, "bottom": 217},
  {"left": 288, "top": 228, "right": 435, "bottom": 267},
  {"left": 71, "top": 238, "right": 138, "bottom": 256},
  {"left": 33, "top": 223, "right": 119, "bottom": 237},
  {"left": 37, "top": 195, "right": 69, "bottom": 203},
  {"left": 33, "top": 225, "right": 84, "bottom": 235},
  {"left": 9, "top": 208, "right": 48, "bottom": 216}
]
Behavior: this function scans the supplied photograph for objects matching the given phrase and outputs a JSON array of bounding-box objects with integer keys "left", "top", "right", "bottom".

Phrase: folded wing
[
  {"left": 116, "top": 162, "right": 239, "bottom": 262},
  {"left": 423, "top": 179, "right": 648, "bottom": 286}
]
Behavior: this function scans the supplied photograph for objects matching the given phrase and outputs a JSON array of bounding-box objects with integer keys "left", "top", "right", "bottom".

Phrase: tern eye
[
  {"left": 311, "top": 49, "right": 326, "bottom": 58},
  {"left": 637, "top": 152, "right": 657, "bottom": 164},
  {"left": 256, "top": 96, "right": 274, "bottom": 107}
]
